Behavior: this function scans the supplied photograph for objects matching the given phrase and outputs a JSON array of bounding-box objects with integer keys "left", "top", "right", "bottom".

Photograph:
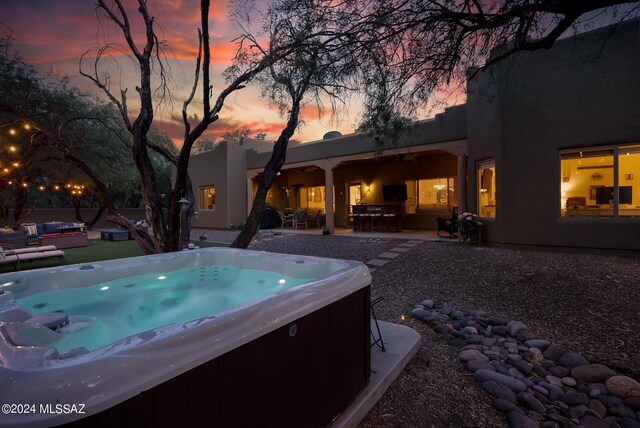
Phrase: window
[
  {"left": 561, "top": 145, "right": 640, "bottom": 218},
  {"left": 404, "top": 178, "right": 457, "bottom": 214},
  {"left": 478, "top": 160, "right": 496, "bottom": 218},
  {"left": 199, "top": 186, "right": 216, "bottom": 210}
]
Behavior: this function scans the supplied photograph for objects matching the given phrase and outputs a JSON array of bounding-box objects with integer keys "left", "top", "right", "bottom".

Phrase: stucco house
[{"left": 187, "top": 19, "right": 640, "bottom": 251}]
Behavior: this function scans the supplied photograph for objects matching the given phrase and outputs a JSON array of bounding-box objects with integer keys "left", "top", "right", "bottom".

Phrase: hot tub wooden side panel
[{"left": 64, "top": 286, "right": 371, "bottom": 428}]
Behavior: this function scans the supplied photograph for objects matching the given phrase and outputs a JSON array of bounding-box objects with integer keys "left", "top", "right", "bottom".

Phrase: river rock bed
[{"left": 412, "top": 300, "right": 640, "bottom": 428}]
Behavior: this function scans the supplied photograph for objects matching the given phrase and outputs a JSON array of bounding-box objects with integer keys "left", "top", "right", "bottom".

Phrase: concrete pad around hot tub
[{"left": 331, "top": 320, "right": 421, "bottom": 428}]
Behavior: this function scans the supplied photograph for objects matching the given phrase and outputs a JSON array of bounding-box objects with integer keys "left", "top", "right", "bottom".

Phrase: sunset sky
[
  {"left": 3, "top": 0, "right": 376, "bottom": 147},
  {"left": 2, "top": 1, "right": 633, "bottom": 148}
]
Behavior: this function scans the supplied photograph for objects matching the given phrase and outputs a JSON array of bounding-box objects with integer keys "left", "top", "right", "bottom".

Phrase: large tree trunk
[
  {"left": 87, "top": 204, "right": 105, "bottom": 229},
  {"left": 231, "top": 104, "right": 301, "bottom": 249}
]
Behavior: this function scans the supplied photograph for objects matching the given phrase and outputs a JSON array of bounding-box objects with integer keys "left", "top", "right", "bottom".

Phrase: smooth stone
[
  {"left": 597, "top": 394, "right": 623, "bottom": 408},
  {"left": 458, "top": 349, "right": 489, "bottom": 362},
  {"left": 517, "top": 392, "right": 546, "bottom": 413},
  {"left": 533, "top": 385, "right": 549, "bottom": 396},
  {"left": 525, "top": 339, "right": 550, "bottom": 351},
  {"left": 569, "top": 404, "right": 588, "bottom": 419},
  {"left": 571, "top": 364, "right": 616, "bottom": 383},
  {"left": 440, "top": 306, "right": 452, "bottom": 315},
  {"left": 467, "top": 360, "right": 495, "bottom": 373},
  {"left": 546, "top": 375, "right": 564, "bottom": 387},
  {"left": 474, "top": 369, "right": 527, "bottom": 393},
  {"left": 580, "top": 415, "right": 609, "bottom": 428},
  {"left": 462, "top": 326, "right": 478, "bottom": 335},
  {"left": 482, "top": 381, "right": 518, "bottom": 403},
  {"left": 492, "top": 363, "right": 513, "bottom": 377},
  {"left": 588, "top": 398, "right": 607, "bottom": 418},
  {"left": 606, "top": 376, "right": 640, "bottom": 398},
  {"left": 461, "top": 344, "right": 483, "bottom": 352},
  {"left": 506, "top": 410, "right": 538, "bottom": 428},
  {"left": 589, "top": 389, "right": 601, "bottom": 398},
  {"left": 543, "top": 344, "right": 566, "bottom": 362},
  {"left": 618, "top": 417, "right": 640, "bottom": 428},
  {"left": 608, "top": 406, "right": 637, "bottom": 418},
  {"left": 534, "top": 364, "right": 550, "bottom": 377},
  {"left": 411, "top": 308, "right": 430, "bottom": 319},
  {"left": 516, "top": 329, "right": 536, "bottom": 341},
  {"left": 559, "top": 352, "right": 589, "bottom": 369},
  {"left": 560, "top": 392, "right": 584, "bottom": 406},
  {"left": 512, "top": 360, "right": 533, "bottom": 376},
  {"left": 482, "top": 338, "right": 497, "bottom": 347},
  {"left": 533, "top": 390, "right": 548, "bottom": 404},
  {"left": 451, "top": 310, "right": 465, "bottom": 319},
  {"left": 493, "top": 326, "right": 508, "bottom": 335},
  {"left": 421, "top": 299, "right": 435, "bottom": 309},
  {"left": 492, "top": 398, "right": 523, "bottom": 414},
  {"left": 506, "top": 320, "right": 528, "bottom": 337},
  {"left": 624, "top": 396, "right": 640, "bottom": 411},
  {"left": 589, "top": 383, "right": 609, "bottom": 395},
  {"left": 549, "top": 366, "right": 569, "bottom": 378},
  {"left": 488, "top": 316, "right": 508, "bottom": 326},
  {"left": 562, "top": 377, "right": 577, "bottom": 387}
]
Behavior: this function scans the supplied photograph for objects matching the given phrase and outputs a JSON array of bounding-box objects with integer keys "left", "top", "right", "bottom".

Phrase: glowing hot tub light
[
  {"left": 158, "top": 276, "right": 167, "bottom": 280},
  {"left": 100, "top": 286, "right": 109, "bottom": 291},
  {"left": 278, "top": 279, "right": 286, "bottom": 285}
]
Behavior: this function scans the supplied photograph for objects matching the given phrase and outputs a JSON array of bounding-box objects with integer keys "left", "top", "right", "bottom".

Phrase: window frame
[
  {"left": 559, "top": 143, "right": 640, "bottom": 220},
  {"left": 199, "top": 186, "right": 216, "bottom": 211},
  {"left": 477, "top": 159, "right": 496, "bottom": 219},
  {"left": 403, "top": 177, "right": 457, "bottom": 215}
]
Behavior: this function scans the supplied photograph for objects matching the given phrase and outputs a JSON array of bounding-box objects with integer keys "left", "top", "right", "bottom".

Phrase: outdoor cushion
[
  {"left": 0, "top": 228, "right": 14, "bottom": 235},
  {"left": 43, "top": 222, "right": 63, "bottom": 233},
  {"left": 23, "top": 224, "right": 38, "bottom": 236},
  {"left": 36, "top": 223, "right": 46, "bottom": 235}
]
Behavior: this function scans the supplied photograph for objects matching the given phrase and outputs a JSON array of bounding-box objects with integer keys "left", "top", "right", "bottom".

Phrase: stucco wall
[{"left": 467, "top": 19, "right": 640, "bottom": 250}]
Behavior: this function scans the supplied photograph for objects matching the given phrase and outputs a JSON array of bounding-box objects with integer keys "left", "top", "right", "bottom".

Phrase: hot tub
[{"left": 0, "top": 248, "right": 371, "bottom": 427}]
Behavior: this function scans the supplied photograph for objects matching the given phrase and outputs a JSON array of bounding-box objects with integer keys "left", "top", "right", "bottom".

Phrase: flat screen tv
[
  {"left": 595, "top": 186, "right": 632, "bottom": 204},
  {"left": 383, "top": 184, "right": 407, "bottom": 201}
]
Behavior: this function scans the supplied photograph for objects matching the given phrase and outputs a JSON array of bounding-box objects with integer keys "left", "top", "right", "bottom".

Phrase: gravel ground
[{"left": 246, "top": 233, "right": 640, "bottom": 428}]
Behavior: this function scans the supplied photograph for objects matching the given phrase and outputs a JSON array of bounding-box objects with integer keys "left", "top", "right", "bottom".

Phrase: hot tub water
[{"left": 17, "top": 265, "right": 311, "bottom": 353}]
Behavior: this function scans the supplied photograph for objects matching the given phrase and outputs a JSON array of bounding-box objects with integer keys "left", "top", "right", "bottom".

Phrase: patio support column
[
  {"left": 324, "top": 167, "right": 334, "bottom": 233},
  {"left": 317, "top": 159, "right": 338, "bottom": 234},
  {"left": 457, "top": 154, "right": 467, "bottom": 213}
]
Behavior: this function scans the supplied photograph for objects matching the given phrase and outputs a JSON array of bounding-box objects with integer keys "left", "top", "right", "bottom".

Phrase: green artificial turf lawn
[{"left": 0, "top": 239, "right": 227, "bottom": 274}]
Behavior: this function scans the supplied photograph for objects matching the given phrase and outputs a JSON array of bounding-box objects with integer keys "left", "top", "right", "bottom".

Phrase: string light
[
  {"left": 12, "top": 162, "right": 19, "bottom": 168},
  {"left": 9, "top": 129, "right": 16, "bottom": 136},
  {"left": 53, "top": 185, "right": 60, "bottom": 190},
  {"left": 38, "top": 185, "right": 45, "bottom": 191},
  {"left": 24, "top": 124, "right": 31, "bottom": 130},
  {"left": 9, "top": 146, "right": 16, "bottom": 152},
  {"left": 21, "top": 182, "right": 28, "bottom": 188}
]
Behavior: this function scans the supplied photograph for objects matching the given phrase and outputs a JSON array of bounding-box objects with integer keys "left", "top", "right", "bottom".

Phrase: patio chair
[
  {"left": 436, "top": 207, "right": 458, "bottom": 238},
  {"left": 0, "top": 243, "right": 67, "bottom": 271},
  {"left": 293, "top": 209, "right": 308, "bottom": 230},
  {"left": 277, "top": 210, "right": 294, "bottom": 228},
  {"left": 308, "top": 210, "right": 323, "bottom": 228}
]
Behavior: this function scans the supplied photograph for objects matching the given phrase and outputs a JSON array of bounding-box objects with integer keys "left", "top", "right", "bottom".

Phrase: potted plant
[
  {"left": 456, "top": 212, "right": 482, "bottom": 242},
  {"left": 322, "top": 225, "right": 330, "bottom": 235}
]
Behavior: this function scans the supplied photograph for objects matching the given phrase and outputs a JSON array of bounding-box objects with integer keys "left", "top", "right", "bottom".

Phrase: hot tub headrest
[
  {"left": 2, "top": 321, "right": 64, "bottom": 347},
  {"left": 26, "top": 313, "right": 69, "bottom": 330}
]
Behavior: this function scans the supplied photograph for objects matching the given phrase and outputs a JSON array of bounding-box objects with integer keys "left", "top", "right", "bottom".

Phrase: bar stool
[
  {"left": 382, "top": 207, "right": 398, "bottom": 232},
  {"left": 370, "top": 208, "right": 383, "bottom": 232}
]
